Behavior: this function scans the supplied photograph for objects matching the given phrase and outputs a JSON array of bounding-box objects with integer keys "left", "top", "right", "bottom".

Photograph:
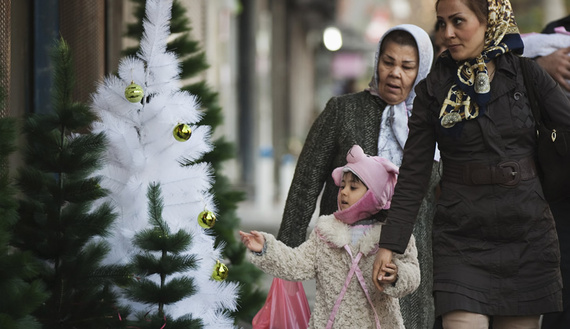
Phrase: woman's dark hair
[
  {"left": 379, "top": 30, "right": 418, "bottom": 56},
  {"left": 436, "top": 0, "right": 488, "bottom": 24}
]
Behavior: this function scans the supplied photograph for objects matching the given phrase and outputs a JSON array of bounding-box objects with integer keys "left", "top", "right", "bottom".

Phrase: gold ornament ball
[
  {"left": 124, "top": 81, "right": 144, "bottom": 103},
  {"left": 173, "top": 123, "right": 192, "bottom": 142},
  {"left": 212, "top": 260, "right": 229, "bottom": 281},
  {"left": 198, "top": 210, "right": 216, "bottom": 229}
]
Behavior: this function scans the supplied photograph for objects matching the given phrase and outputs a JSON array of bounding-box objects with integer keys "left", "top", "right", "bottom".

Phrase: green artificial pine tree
[
  {"left": 0, "top": 86, "right": 48, "bottom": 329},
  {"left": 124, "top": 0, "right": 266, "bottom": 323},
  {"left": 12, "top": 38, "right": 130, "bottom": 329},
  {"left": 123, "top": 182, "right": 203, "bottom": 329}
]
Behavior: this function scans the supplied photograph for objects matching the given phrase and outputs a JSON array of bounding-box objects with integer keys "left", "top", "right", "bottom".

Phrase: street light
[{"left": 323, "top": 26, "right": 342, "bottom": 51}]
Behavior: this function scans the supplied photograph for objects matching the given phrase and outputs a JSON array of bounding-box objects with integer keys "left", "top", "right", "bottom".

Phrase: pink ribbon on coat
[{"left": 325, "top": 245, "right": 381, "bottom": 329}]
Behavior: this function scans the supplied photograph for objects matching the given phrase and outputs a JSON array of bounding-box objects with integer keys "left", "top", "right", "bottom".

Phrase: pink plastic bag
[{"left": 252, "top": 278, "right": 311, "bottom": 329}]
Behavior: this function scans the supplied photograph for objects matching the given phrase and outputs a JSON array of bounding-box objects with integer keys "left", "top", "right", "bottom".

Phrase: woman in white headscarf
[{"left": 277, "top": 24, "right": 438, "bottom": 329}]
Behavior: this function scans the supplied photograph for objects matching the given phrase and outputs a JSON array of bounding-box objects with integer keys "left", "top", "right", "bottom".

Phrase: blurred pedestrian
[
  {"left": 431, "top": 21, "right": 448, "bottom": 62},
  {"left": 524, "top": 14, "right": 570, "bottom": 329},
  {"left": 522, "top": 18, "right": 570, "bottom": 95}
]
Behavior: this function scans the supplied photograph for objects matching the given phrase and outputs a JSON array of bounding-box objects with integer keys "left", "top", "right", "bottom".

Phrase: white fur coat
[{"left": 248, "top": 215, "right": 420, "bottom": 329}]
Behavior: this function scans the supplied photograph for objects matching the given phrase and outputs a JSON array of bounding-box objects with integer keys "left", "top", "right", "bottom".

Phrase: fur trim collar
[{"left": 315, "top": 215, "right": 383, "bottom": 255}]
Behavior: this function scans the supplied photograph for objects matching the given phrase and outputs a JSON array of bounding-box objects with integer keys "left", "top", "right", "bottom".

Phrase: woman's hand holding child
[{"left": 379, "top": 262, "right": 398, "bottom": 285}]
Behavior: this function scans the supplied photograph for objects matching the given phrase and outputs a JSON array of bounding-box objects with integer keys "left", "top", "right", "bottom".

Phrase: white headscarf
[{"left": 367, "top": 24, "right": 434, "bottom": 166}]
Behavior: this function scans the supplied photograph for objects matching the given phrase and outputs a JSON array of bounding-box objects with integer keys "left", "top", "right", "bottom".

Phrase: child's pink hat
[{"left": 332, "top": 145, "right": 399, "bottom": 224}]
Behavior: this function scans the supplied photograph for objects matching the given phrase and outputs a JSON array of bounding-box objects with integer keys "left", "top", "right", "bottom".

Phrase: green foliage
[
  {"left": 0, "top": 86, "right": 48, "bottom": 329},
  {"left": 123, "top": 183, "right": 202, "bottom": 329},
  {"left": 12, "top": 38, "right": 129, "bottom": 329},
  {"left": 0, "top": 119, "right": 18, "bottom": 228},
  {"left": 128, "top": 313, "right": 202, "bottom": 329},
  {"left": 125, "top": 0, "right": 266, "bottom": 323}
]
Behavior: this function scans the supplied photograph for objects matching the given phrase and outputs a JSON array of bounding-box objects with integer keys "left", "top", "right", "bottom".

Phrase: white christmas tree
[{"left": 90, "top": 0, "right": 238, "bottom": 327}]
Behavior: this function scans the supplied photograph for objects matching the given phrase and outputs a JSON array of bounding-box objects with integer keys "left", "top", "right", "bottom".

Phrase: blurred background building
[{"left": 2, "top": 0, "right": 570, "bottom": 209}]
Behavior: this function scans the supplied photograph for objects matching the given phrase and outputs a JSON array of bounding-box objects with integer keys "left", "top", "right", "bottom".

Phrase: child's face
[{"left": 338, "top": 171, "right": 368, "bottom": 211}]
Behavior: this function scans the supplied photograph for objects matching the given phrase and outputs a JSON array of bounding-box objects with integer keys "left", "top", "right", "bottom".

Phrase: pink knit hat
[{"left": 332, "top": 145, "right": 399, "bottom": 224}]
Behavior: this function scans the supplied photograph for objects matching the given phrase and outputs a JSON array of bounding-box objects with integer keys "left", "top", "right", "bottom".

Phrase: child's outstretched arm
[
  {"left": 239, "top": 230, "right": 265, "bottom": 253},
  {"left": 241, "top": 229, "right": 319, "bottom": 281}
]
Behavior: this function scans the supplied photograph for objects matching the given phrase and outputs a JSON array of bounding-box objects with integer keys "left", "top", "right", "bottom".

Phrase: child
[{"left": 240, "top": 145, "right": 420, "bottom": 329}]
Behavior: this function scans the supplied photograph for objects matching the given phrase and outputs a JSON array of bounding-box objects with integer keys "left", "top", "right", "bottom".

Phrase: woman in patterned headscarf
[{"left": 372, "top": 0, "right": 570, "bottom": 328}]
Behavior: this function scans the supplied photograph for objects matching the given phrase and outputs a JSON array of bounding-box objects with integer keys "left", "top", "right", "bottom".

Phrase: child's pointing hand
[{"left": 239, "top": 230, "right": 265, "bottom": 253}]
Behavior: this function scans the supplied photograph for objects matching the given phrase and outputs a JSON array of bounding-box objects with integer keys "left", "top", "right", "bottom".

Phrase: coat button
[{"left": 514, "top": 92, "right": 522, "bottom": 100}]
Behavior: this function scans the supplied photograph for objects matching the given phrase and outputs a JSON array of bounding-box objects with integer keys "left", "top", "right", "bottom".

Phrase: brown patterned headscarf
[{"left": 438, "top": 0, "right": 524, "bottom": 132}]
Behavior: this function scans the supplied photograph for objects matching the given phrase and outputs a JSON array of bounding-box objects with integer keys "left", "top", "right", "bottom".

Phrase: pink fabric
[
  {"left": 326, "top": 245, "right": 381, "bottom": 329},
  {"left": 252, "top": 278, "right": 311, "bottom": 329},
  {"left": 315, "top": 228, "right": 342, "bottom": 249},
  {"left": 332, "top": 145, "right": 398, "bottom": 211},
  {"left": 366, "top": 244, "right": 380, "bottom": 257},
  {"left": 334, "top": 190, "right": 380, "bottom": 225},
  {"left": 332, "top": 145, "right": 398, "bottom": 224},
  {"left": 555, "top": 26, "right": 570, "bottom": 35}
]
